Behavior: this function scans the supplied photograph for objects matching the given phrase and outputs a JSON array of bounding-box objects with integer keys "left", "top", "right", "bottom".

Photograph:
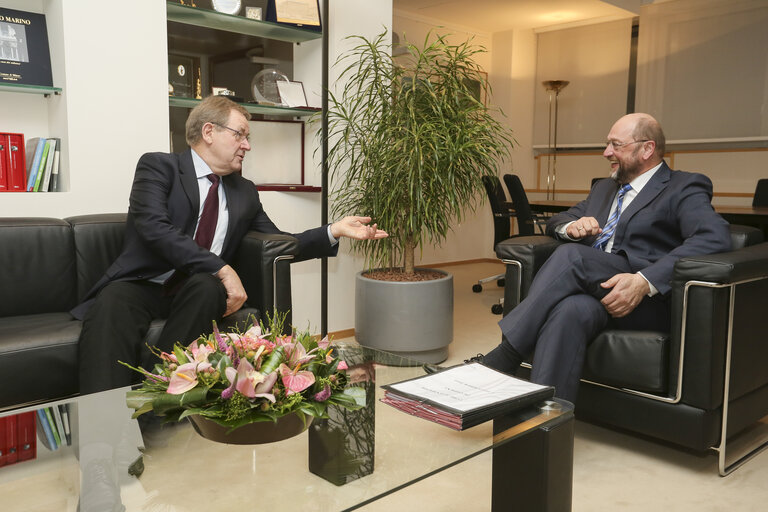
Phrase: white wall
[{"left": 0, "top": 0, "right": 169, "bottom": 217}]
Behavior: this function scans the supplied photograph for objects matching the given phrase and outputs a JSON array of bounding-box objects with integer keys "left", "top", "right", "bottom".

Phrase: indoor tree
[{"left": 325, "top": 30, "right": 514, "bottom": 277}]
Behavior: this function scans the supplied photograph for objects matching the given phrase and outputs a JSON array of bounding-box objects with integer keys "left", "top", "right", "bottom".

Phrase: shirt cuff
[
  {"left": 327, "top": 225, "right": 339, "bottom": 246},
  {"left": 556, "top": 222, "right": 577, "bottom": 241},
  {"left": 637, "top": 272, "right": 659, "bottom": 297}
]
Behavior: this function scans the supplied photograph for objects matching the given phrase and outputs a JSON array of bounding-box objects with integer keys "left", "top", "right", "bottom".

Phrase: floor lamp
[{"left": 542, "top": 80, "right": 569, "bottom": 200}]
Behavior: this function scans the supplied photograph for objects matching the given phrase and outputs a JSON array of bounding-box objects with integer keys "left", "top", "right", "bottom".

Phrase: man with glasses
[
  {"left": 74, "top": 95, "right": 387, "bottom": 393},
  {"left": 448, "top": 113, "right": 731, "bottom": 402}
]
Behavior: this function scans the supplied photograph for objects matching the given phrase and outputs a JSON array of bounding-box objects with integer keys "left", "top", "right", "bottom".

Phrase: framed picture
[
  {"left": 267, "top": 0, "right": 321, "bottom": 31},
  {"left": 241, "top": 119, "right": 305, "bottom": 186},
  {"left": 168, "top": 53, "right": 201, "bottom": 99},
  {"left": 0, "top": 7, "right": 53, "bottom": 87},
  {"left": 464, "top": 70, "right": 488, "bottom": 107},
  {"left": 276, "top": 80, "right": 307, "bottom": 107}
]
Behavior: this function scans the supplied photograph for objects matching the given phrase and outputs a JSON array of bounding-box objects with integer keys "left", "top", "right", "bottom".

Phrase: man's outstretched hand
[{"left": 330, "top": 216, "right": 388, "bottom": 241}]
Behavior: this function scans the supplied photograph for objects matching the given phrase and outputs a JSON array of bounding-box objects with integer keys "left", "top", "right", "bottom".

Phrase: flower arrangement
[{"left": 123, "top": 313, "right": 365, "bottom": 431}]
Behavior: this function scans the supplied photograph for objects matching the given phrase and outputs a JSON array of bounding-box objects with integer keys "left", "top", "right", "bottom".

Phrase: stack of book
[
  {"left": 381, "top": 363, "right": 555, "bottom": 430},
  {"left": 34, "top": 404, "right": 72, "bottom": 452}
]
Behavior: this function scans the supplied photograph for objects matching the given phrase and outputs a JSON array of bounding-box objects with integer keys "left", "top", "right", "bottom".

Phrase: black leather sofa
[
  {"left": 0, "top": 214, "right": 298, "bottom": 410},
  {"left": 495, "top": 225, "right": 768, "bottom": 474}
]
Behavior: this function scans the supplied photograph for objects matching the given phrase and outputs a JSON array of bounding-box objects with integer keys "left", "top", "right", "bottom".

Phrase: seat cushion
[
  {"left": 582, "top": 330, "right": 669, "bottom": 394},
  {"left": 0, "top": 313, "right": 81, "bottom": 408}
]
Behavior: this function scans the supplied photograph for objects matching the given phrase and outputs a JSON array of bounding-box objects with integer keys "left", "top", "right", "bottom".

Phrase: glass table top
[{"left": 0, "top": 342, "right": 572, "bottom": 511}]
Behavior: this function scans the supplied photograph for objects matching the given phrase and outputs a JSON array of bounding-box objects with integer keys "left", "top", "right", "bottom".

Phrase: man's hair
[
  {"left": 185, "top": 96, "right": 251, "bottom": 146},
  {"left": 632, "top": 115, "right": 665, "bottom": 159}
]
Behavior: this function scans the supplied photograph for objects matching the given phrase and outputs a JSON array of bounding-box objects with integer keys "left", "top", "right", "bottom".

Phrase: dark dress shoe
[{"left": 422, "top": 363, "right": 445, "bottom": 374}]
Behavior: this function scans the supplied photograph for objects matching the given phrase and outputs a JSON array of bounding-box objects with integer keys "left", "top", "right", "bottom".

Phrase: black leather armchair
[
  {"left": 495, "top": 225, "right": 768, "bottom": 475},
  {"left": 0, "top": 214, "right": 298, "bottom": 409}
]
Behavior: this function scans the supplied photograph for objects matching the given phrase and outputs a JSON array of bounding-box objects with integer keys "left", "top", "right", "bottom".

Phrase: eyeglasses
[
  {"left": 212, "top": 122, "right": 250, "bottom": 143},
  {"left": 605, "top": 139, "right": 651, "bottom": 150}
]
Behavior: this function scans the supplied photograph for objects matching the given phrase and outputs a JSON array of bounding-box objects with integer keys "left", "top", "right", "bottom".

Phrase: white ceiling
[{"left": 392, "top": 0, "right": 643, "bottom": 33}]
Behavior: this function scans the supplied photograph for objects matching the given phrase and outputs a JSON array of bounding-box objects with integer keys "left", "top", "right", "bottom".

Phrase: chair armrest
[
  {"left": 674, "top": 241, "right": 768, "bottom": 285},
  {"left": 231, "top": 232, "right": 299, "bottom": 329},
  {"left": 670, "top": 242, "right": 768, "bottom": 409},
  {"left": 495, "top": 235, "right": 563, "bottom": 313}
]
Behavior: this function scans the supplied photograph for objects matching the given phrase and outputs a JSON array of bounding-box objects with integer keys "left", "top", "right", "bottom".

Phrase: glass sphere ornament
[{"left": 251, "top": 69, "right": 290, "bottom": 105}]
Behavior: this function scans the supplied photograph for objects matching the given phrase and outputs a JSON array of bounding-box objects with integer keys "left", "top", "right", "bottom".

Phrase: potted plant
[
  {"left": 325, "top": 31, "right": 514, "bottom": 362},
  {"left": 123, "top": 313, "right": 366, "bottom": 444}
]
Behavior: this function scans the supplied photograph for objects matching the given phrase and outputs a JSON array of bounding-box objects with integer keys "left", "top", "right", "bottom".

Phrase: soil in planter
[{"left": 363, "top": 269, "right": 445, "bottom": 282}]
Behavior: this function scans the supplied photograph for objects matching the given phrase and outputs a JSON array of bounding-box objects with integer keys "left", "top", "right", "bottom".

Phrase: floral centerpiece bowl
[{"left": 123, "top": 314, "right": 365, "bottom": 444}]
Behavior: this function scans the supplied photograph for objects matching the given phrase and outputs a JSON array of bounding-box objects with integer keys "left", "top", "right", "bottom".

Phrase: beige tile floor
[{"left": 356, "top": 261, "right": 768, "bottom": 512}]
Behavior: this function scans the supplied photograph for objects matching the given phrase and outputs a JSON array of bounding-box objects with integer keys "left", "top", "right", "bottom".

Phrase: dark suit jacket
[
  {"left": 71, "top": 150, "right": 337, "bottom": 319},
  {"left": 545, "top": 162, "right": 731, "bottom": 295}
]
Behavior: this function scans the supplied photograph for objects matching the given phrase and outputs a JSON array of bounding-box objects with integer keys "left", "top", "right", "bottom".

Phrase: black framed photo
[
  {"left": 168, "top": 54, "right": 201, "bottom": 99},
  {"left": 266, "top": 0, "right": 321, "bottom": 32},
  {"left": 0, "top": 8, "right": 53, "bottom": 87}
]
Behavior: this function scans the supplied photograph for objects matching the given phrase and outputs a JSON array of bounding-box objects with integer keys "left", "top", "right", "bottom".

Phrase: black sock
[{"left": 481, "top": 338, "right": 523, "bottom": 375}]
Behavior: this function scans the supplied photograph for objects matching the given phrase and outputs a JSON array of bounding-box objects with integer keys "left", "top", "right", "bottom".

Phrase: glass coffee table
[{"left": 0, "top": 342, "right": 574, "bottom": 511}]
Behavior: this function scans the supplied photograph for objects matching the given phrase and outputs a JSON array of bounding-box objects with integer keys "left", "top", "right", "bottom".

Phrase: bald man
[{"left": 472, "top": 113, "right": 731, "bottom": 401}]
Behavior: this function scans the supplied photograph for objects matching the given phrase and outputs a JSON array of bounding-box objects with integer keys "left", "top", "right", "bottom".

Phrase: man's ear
[{"left": 201, "top": 122, "right": 215, "bottom": 144}]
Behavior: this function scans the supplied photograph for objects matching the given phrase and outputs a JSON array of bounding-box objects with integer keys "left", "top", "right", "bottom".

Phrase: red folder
[
  {"left": 0, "top": 417, "right": 7, "bottom": 466},
  {"left": 16, "top": 412, "right": 37, "bottom": 462},
  {"left": 6, "top": 133, "right": 27, "bottom": 191},
  {"left": 4, "top": 414, "right": 18, "bottom": 465},
  {"left": 0, "top": 133, "right": 8, "bottom": 192}
]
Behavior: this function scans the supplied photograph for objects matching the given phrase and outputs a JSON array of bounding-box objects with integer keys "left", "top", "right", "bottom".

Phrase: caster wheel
[
  {"left": 496, "top": 279, "right": 505, "bottom": 287},
  {"left": 472, "top": 284, "right": 482, "bottom": 293},
  {"left": 491, "top": 304, "right": 504, "bottom": 315}
]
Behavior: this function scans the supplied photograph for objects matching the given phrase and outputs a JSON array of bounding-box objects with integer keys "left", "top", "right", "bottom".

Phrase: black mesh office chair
[
  {"left": 503, "top": 174, "right": 547, "bottom": 235},
  {"left": 753, "top": 179, "right": 768, "bottom": 207},
  {"left": 474, "top": 176, "right": 513, "bottom": 312}
]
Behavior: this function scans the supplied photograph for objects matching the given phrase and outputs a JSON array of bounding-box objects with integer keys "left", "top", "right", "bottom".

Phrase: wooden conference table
[{"left": 529, "top": 199, "right": 768, "bottom": 237}]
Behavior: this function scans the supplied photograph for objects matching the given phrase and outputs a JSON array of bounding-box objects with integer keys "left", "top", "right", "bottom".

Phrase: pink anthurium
[
  {"left": 337, "top": 360, "right": 348, "bottom": 370},
  {"left": 317, "top": 336, "right": 330, "bottom": 350},
  {"left": 167, "top": 362, "right": 200, "bottom": 394},
  {"left": 278, "top": 363, "right": 315, "bottom": 395}
]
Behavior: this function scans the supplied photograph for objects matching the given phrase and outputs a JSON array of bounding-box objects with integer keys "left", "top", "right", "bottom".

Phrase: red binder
[
  {"left": 0, "top": 132, "right": 27, "bottom": 192},
  {"left": 3, "top": 414, "right": 18, "bottom": 465},
  {"left": 16, "top": 412, "right": 37, "bottom": 462},
  {"left": 0, "top": 134, "right": 8, "bottom": 192},
  {"left": 6, "top": 133, "right": 27, "bottom": 191},
  {"left": 0, "top": 417, "right": 7, "bottom": 466}
]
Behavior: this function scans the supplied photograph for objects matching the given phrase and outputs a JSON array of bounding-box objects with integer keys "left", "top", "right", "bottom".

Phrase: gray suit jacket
[
  {"left": 546, "top": 162, "right": 731, "bottom": 295},
  {"left": 71, "top": 149, "right": 337, "bottom": 319}
]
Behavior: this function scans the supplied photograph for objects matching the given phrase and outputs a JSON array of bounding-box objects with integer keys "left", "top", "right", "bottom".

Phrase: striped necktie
[{"left": 592, "top": 183, "right": 632, "bottom": 251}]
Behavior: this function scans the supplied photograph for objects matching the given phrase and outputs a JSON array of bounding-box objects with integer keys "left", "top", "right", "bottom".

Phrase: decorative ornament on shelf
[
  {"left": 251, "top": 68, "right": 290, "bottom": 105},
  {"left": 542, "top": 80, "right": 569, "bottom": 200},
  {"left": 211, "top": 0, "right": 242, "bottom": 15},
  {"left": 123, "top": 312, "right": 365, "bottom": 444}
]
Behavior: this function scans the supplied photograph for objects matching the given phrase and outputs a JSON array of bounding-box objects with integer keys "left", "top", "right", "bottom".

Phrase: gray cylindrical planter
[{"left": 355, "top": 268, "right": 453, "bottom": 364}]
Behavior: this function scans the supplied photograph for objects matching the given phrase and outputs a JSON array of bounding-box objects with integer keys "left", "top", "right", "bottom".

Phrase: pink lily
[
  {"left": 223, "top": 359, "right": 275, "bottom": 402},
  {"left": 189, "top": 340, "right": 213, "bottom": 364},
  {"left": 282, "top": 341, "right": 316, "bottom": 368},
  {"left": 317, "top": 336, "right": 331, "bottom": 350},
  {"left": 337, "top": 360, "right": 349, "bottom": 371},
  {"left": 278, "top": 363, "right": 315, "bottom": 395}
]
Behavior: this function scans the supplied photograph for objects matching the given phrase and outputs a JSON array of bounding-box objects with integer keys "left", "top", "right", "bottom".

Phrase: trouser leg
[
  {"left": 530, "top": 294, "right": 609, "bottom": 402},
  {"left": 79, "top": 281, "right": 167, "bottom": 395},
  {"left": 498, "top": 243, "right": 633, "bottom": 357},
  {"left": 154, "top": 273, "right": 227, "bottom": 356}
]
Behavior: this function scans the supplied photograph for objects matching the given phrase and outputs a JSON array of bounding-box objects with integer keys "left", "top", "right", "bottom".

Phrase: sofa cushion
[
  {"left": 67, "top": 214, "right": 128, "bottom": 302},
  {"left": 0, "top": 313, "right": 81, "bottom": 408},
  {"left": 582, "top": 330, "right": 669, "bottom": 394},
  {"left": 0, "top": 218, "right": 77, "bottom": 317}
]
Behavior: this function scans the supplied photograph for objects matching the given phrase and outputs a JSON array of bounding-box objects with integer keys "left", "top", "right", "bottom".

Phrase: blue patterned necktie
[{"left": 592, "top": 183, "right": 632, "bottom": 251}]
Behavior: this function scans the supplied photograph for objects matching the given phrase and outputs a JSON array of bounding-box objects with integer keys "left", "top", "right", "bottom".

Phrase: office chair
[
  {"left": 474, "top": 176, "right": 513, "bottom": 313},
  {"left": 503, "top": 173, "right": 547, "bottom": 235},
  {"left": 753, "top": 179, "right": 768, "bottom": 207}
]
